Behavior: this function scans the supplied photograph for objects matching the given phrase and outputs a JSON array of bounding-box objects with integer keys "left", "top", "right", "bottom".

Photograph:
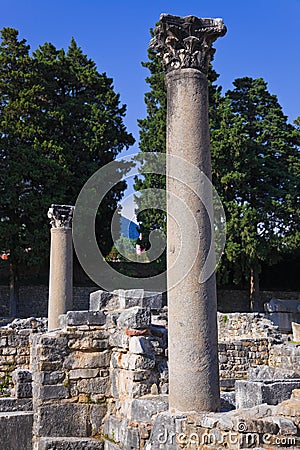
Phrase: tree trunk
[
  {"left": 9, "top": 263, "right": 19, "bottom": 317},
  {"left": 250, "top": 265, "right": 261, "bottom": 312}
]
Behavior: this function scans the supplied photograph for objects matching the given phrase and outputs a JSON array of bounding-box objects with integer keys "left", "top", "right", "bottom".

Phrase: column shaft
[
  {"left": 166, "top": 69, "right": 220, "bottom": 412},
  {"left": 47, "top": 204, "right": 74, "bottom": 331}
]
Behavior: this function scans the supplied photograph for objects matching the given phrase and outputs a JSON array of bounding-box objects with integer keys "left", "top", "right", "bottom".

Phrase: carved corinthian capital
[
  {"left": 48, "top": 204, "right": 74, "bottom": 229},
  {"left": 150, "top": 14, "right": 226, "bottom": 74}
]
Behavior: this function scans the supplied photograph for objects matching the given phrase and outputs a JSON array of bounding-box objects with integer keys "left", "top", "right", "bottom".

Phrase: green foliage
[
  {"left": 211, "top": 77, "right": 300, "bottom": 292},
  {"left": 0, "top": 28, "right": 134, "bottom": 295}
]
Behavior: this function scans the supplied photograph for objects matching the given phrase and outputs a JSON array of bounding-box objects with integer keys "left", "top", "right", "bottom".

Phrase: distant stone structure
[
  {"left": 47, "top": 205, "right": 74, "bottom": 330},
  {"left": 150, "top": 14, "right": 226, "bottom": 413}
]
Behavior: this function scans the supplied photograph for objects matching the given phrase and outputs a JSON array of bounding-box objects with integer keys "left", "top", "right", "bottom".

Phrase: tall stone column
[
  {"left": 47, "top": 204, "right": 74, "bottom": 330},
  {"left": 151, "top": 14, "right": 226, "bottom": 412}
]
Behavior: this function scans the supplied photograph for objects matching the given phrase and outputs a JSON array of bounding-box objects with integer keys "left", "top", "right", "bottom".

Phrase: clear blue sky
[{"left": 3, "top": 0, "right": 300, "bottom": 146}]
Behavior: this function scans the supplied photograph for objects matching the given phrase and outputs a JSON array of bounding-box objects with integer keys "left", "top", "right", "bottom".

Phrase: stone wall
[
  {"left": 142, "top": 394, "right": 300, "bottom": 449},
  {"left": 1, "top": 289, "right": 300, "bottom": 449},
  {"left": 0, "top": 318, "right": 47, "bottom": 393},
  {"left": 1, "top": 285, "right": 300, "bottom": 318},
  {"left": 0, "top": 307, "right": 290, "bottom": 398},
  {"left": 30, "top": 290, "right": 168, "bottom": 449},
  {"left": 217, "top": 312, "right": 282, "bottom": 341},
  {"left": 269, "top": 344, "right": 300, "bottom": 373},
  {"left": 218, "top": 339, "right": 272, "bottom": 382},
  {"left": 0, "top": 286, "right": 98, "bottom": 318}
]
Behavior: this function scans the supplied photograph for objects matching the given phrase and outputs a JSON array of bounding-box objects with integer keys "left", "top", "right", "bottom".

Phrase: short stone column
[
  {"left": 151, "top": 15, "right": 226, "bottom": 412},
  {"left": 47, "top": 204, "right": 74, "bottom": 330}
]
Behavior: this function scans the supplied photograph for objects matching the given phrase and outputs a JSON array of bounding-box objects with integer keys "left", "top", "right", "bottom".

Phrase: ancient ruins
[{"left": 0, "top": 13, "right": 299, "bottom": 450}]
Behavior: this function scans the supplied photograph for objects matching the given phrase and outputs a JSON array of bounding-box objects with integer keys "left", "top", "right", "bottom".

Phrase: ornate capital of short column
[
  {"left": 150, "top": 14, "right": 226, "bottom": 74},
  {"left": 48, "top": 204, "right": 74, "bottom": 229}
]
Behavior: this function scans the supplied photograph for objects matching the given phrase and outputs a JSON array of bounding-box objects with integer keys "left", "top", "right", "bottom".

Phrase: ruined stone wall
[
  {"left": 217, "top": 312, "right": 282, "bottom": 341},
  {"left": 0, "top": 319, "right": 46, "bottom": 394},
  {"left": 1, "top": 286, "right": 300, "bottom": 318},
  {"left": 30, "top": 290, "right": 168, "bottom": 449},
  {"left": 269, "top": 344, "right": 300, "bottom": 373},
  {"left": 219, "top": 339, "right": 272, "bottom": 382},
  {"left": 142, "top": 394, "right": 300, "bottom": 450}
]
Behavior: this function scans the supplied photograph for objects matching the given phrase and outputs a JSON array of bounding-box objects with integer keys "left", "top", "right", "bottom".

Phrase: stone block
[
  {"left": 248, "top": 365, "right": 300, "bottom": 381},
  {"left": 69, "top": 368, "right": 99, "bottom": 380},
  {"left": 128, "top": 336, "right": 154, "bottom": 355},
  {"left": 12, "top": 369, "right": 32, "bottom": 384},
  {"left": 220, "top": 391, "right": 235, "bottom": 411},
  {"left": 89, "top": 404, "right": 107, "bottom": 436},
  {"left": 35, "top": 371, "right": 66, "bottom": 385},
  {"left": 117, "top": 289, "right": 162, "bottom": 310},
  {"left": 104, "top": 442, "right": 121, "bottom": 450},
  {"left": 35, "top": 404, "right": 88, "bottom": 437},
  {"left": 118, "top": 353, "right": 156, "bottom": 370},
  {"left": 33, "top": 384, "right": 69, "bottom": 400},
  {"left": 89, "top": 290, "right": 117, "bottom": 312},
  {"left": 124, "top": 426, "right": 140, "bottom": 449},
  {"left": 0, "top": 398, "right": 32, "bottom": 412},
  {"left": 272, "top": 416, "right": 298, "bottom": 435},
  {"left": 0, "top": 411, "right": 33, "bottom": 450},
  {"left": 103, "top": 416, "right": 128, "bottom": 444},
  {"left": 292, "top": 322, "right": 300, "bottom": 342},
  {"left": 148, "top": 411, "right": 186, "bottom": 449},
  {"left": 235, "top": 379, "right": 300, "bottom": 409},
  {"left": 77, "top": 377, "right": 110, "bottom": 395},
  {"left": 130, "top": 395, "right": 168, "bottom": 422},
  {"left": 13, "top": 382, "right": 32, "bottom": 399},
  {"left": 60, "top": 311, "right": 106, "bottom": 327},
  {"left": 38, "top": 437, "right": 104, "bottom": 449},
  {"left": 108, "top": 329, "right": 129, "bottom": 350},
  {"left": 116, "top": 307, "right": 151, "bottom": 330},
  {"left": 64, "top": 350, "right": 111, "bottom": 370}
]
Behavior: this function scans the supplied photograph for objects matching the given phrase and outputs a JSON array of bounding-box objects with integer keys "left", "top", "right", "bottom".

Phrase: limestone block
[
  {"left": 35, "top": 371, "right": 66, "bottom": 385},
  {"left": 272, "top": 416, "right": 298, "bottom": 435},
  {"left": 124, "top": 426, "right": 140, "bottom": 449},
  {"left": 128, "top": 336, "right": 154, "bottom": 355},
  {"left": 0, "top": 398, "right": 32, "bottom": 412},
  {"left": 38, "top": 437, "right": 104, "bottom": 449},
  {"left": 89, "top": 290, "right": 117, "bottom": 311},
  {"left": 60, "top": 311, "right": 106, "bottom": 327},
  {"left": 108, "top": 329, "right": 129, "bottom": 350},
  {"left": 89, "top": 404, "right": 107, "bottom": 436},
  {"left": 0, "top": 411, "right": 33, "bottom": 450},
  {"left": 13, "top": 382, "right": 32, "bottom": 399},
  {"left": 104, "top": 442, "right": 121, "bottom": 450},
  {"left": 235, "top": 379, "right": 300, "bottom": 409},
  {"left": 148, "top": 411, "right": 186, "bottom": 448},
  {"left": 130, "top": 395, "right": 168, "bottom": 422},
  {"left": 63, "top": 350, "right": 111, "bottom": 370},
  {"left": 35, "top": 404, "right": 89, "bottom": 437},
  {"left": 103, "top": 416, "right": 128, "bottom": 444},
  {"left": 116, "top": 307, "right": 151, "bottom": 330},
  {"left": 117, "top": 289, "right": 162, "bottom": 310},
  {"left": 292, "top": 322, "right": 300, "bottom": 342},
  {"left": 33, "top": 384, "right": 69, "bottom": 400},
  {"left": 248, "top": 365, "right": 300, "bottom": 381},
  {"left": 12, "top": 369, "right": 32, "bottom": 384},
  {"left": 119, "top": 353, "right": 156, "bottom": 370},
  {"left": 76, "top": 377, "right": 110, "bottom": 395},
  {"left": 69, "top": 368, "right": 99, "bottom": 380}
]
